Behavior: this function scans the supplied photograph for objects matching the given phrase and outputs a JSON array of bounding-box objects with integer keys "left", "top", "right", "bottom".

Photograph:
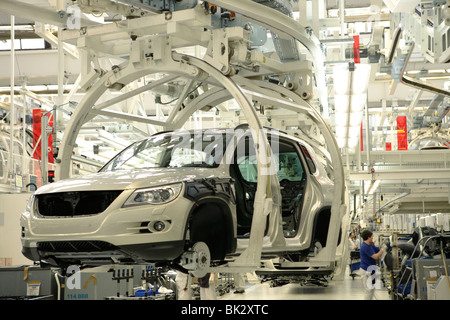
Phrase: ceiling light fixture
[{"left": 333, "top": 62, "right": 371, "bottom": 149}]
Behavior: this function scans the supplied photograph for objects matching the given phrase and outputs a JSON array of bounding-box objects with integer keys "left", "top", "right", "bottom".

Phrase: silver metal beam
[
  {"left": 89, "top": 109, "right": 166, "bottom": 127},
  {"left": 346, "top": 150, "right": 450, "bottom": 167},
  {"left": 349, "top": 168, "right": 450, "bottom": 181},
  {"left": 93, "top": 75, "right": 179, "bottom": 111}
]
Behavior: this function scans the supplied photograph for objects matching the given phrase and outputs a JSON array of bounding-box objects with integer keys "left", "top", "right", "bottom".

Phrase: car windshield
[{"left": 100, "top": 130, "right": 228, "bottom": 172}]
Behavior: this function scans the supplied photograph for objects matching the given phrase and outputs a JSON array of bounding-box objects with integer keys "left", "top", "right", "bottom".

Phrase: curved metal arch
[
  {"left": 169, "top": 87, "right": 230, "bottom": 130},
  {"left": 238, "top": 79, "right": 348, "bottom": 264},
  {"left": 172, "top": 74, "right": 344, "bottom": 200},
  {"left": 169, "top": 71, "right": 347, "bottom": 263},
  {"left": 219, "top": 75, "right": 347, "bottom": 263},
  {"left": 57, "top": 52, "right": 281, "bottom": 269},
  {"left": 177, "top": 54, "right": 282, "bottom": 268},
  {"left": 57, "top": 56, "right": 200, "bottom": 180},
  {"left": 170, "top": 73, "right": 345, "bottom": 204},
  {"left": 57, "top": 62, "right": 127, "bottom": 179},
  {"left": 235, "top": 78, "right": 344, "bottom": 191}
]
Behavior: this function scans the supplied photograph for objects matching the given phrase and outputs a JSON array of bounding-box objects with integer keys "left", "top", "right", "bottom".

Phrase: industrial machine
[{"left": 384, "top": 226, "right": 450, "bottom": 300}]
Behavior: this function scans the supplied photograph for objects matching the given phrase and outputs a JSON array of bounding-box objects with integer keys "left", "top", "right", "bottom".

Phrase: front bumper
[
  {"left": 21, "top": 187, "right": 193, "bottom": 265},
  {"left": 22, "top": 239, "right": 186, "bottom": 265}
]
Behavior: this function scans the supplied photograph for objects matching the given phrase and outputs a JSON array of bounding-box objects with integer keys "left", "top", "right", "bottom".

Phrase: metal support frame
[
  {"left": 53, "top": 3, "right": 346, "bottom": 273},
  {"left": 34, "top": 22, "right": 79, "bottom": 60},
  {"left": 208, "top": 0, "right": 329, "bottom": 117}
]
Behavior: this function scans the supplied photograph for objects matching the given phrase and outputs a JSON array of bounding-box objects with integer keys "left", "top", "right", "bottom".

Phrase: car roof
[
  {"left": 149, "top": 125, "right": 288, "bottom": 137},
  {"left": 141, "top": 125, "right": 313, "bottom": 150}
]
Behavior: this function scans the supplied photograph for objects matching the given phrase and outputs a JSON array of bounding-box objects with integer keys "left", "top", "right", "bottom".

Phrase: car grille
[
  {"left": 36, "top": 190, "right": 123, "bottom": 217},
  {"left": 37, "top": 241, "right": 118, "bottom": 253}
]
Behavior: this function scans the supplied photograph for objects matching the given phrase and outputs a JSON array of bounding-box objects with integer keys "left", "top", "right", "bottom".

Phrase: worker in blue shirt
[{"left": 360, "top": 229, "right": 383, "bottom": 299}]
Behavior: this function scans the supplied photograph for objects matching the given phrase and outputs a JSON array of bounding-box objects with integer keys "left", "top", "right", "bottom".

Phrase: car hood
[{"left": 35, "top": 167, "right": 227, "bottom": 194}]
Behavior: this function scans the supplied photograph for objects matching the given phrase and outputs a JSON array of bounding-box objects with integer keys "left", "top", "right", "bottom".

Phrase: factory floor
[{"left": 217, "top": 268, "right": 391, "bottom": 300}]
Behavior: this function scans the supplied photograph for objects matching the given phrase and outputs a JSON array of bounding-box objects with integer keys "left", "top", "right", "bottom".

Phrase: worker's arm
[{"left": 370, "top": 248, "right": 383, "bottom": 260}]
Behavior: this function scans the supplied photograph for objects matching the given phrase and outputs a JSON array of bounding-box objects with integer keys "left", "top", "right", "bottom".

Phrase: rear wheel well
[
  {"left": 311, "top": 208, "right": 331, "bottom": 249},
  {"left": 310, "top": 207, "right": 342, "bottom": 250},
  {"left": 187, "top": 199, "right": 235, "bottom": 261}
]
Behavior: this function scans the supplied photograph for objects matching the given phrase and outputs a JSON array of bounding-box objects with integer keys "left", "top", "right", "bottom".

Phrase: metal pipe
[
  {"left": 54, "top": 25, "right": 65, "bottom": 167},
  {"left": 399, "top": 42, "right": 450, "bottom": 97},
  {"left": 320, "top": 38, "right": 355, "bottom": 44},
  {"left": 9, "top": 15, "right": 15, "bottom": 189},
  {"left": 387, "top": 27, "right": 402, "bottom": 65},
  {"left": 41, "top": 112, "right": 49, "bottom": 185},
  {"left": 339, "top": 0, "right": 346, "bottom": 61},
  {"left": 58, "top": 26, "right": 64, "bottom": 107},
  {"left": 21, "top": 82, "right": 27, "bottom": 177},
  {"left": 365, "top": 91, "right": 371, "bottom": 171}
]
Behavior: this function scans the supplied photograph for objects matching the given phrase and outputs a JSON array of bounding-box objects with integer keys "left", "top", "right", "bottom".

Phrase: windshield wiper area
[{"left": 177, "top": 162, "right": 212, "bottom": 168}]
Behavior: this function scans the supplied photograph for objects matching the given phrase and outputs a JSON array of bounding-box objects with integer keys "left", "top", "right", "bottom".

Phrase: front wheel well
[{"left": 186, "top": 199, "right": 236, "bottom": 261}]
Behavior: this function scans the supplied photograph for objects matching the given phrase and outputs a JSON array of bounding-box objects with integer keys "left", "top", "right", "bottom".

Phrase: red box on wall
[
  {"left": 386, "top": 142, "right": 392, "bottom": 151},
  {"left": 397, "top": 116, "right": 408, "bottom": 150}
]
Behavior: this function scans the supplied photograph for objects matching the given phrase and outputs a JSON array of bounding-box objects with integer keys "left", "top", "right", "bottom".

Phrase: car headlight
[{"left": 123, "top": 183, "right": 182, "bottom": 207}]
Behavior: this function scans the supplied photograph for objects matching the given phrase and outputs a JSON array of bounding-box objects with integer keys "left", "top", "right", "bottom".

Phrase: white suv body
[{"left": 21, "top": 127, "right": 337, "bottom": 269}]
